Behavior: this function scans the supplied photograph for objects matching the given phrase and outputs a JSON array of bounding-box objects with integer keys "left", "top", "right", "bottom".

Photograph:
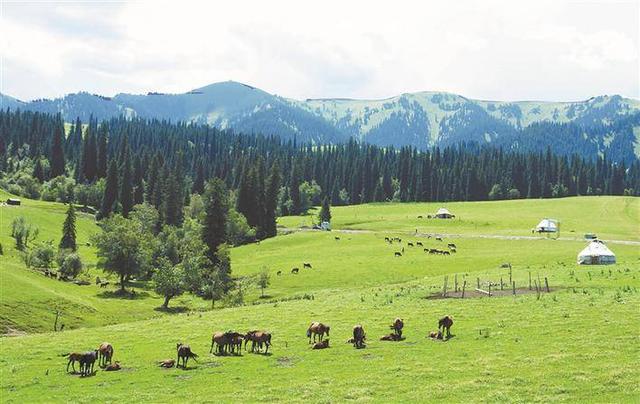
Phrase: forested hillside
[{"left": 1, "top": 110, "right": 638, "bottom": 225}]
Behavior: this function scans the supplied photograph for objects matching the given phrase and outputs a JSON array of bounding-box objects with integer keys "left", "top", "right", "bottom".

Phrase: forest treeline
[{"left": 1, "top": 109, "right": 639, "bottom": 233}]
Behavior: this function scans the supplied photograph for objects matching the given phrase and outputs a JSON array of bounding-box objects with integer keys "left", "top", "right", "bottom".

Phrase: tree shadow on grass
[
  {"left": 154, "top": 306, "right": 189, "bottom": 314},
  {"left": 258, "top": 295, "right": 273, "bottom": 300},
  {"left": 96, "top": 289, "right": 150, "bottom": 300}
]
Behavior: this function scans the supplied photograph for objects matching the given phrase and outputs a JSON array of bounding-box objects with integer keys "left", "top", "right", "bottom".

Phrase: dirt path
[{"left": 283, "top": 227, "right": 640, "bottom": 246}]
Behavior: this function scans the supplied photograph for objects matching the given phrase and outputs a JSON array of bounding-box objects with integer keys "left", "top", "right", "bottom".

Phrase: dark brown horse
[
  {"left": 97, "top": 342, "right": 114, "bottom": 367},
  {"left": 438, "top": 316, "right": 454, "bottom": 339},
  {"left": 65, "top": 352, "right": 84, "bottom": 373},
  {"left": 312, "top": 339, "right": 330, "bottom": 349},
  {"left": 380, "top": 333, "right": 403, "bottom": 341},
  {"left": 79, "top": 350, "right": 98, "bottom": 376},
  {"left": 176, "top": 343, "right": 198, "bottom": 368},
  {"left": 390, "top": 318, "right": 404, "bottom": 338},
  {"left": 307, "top": 322, "right": 330, "bottom": 343},
  {"left": 352, "top": 325, "right": 366, "bottom": 348}
]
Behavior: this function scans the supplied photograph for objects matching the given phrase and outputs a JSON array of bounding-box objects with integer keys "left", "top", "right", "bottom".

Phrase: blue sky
[{"left": 1, "top": 0, "right": 638, "bottom": 101}]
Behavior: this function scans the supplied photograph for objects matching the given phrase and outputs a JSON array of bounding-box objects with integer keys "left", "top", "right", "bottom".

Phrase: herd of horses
[
  {"left": 64, "top": 317, "right": 454, "bottom": 374},
  {"left": 385, "top": 235, "right": 457, "bottom": 257}
]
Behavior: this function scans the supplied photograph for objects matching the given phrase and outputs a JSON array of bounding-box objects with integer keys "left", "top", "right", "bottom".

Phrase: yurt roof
[{"left": 578, "top": 240, "right": 615, "bottom": 257}]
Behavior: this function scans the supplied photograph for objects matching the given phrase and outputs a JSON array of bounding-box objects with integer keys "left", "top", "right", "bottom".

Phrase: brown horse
[
  {"left": 244, "top": 330, "right": 272, "bottom": 354},
  {"left": 65, "top": 352, "right": 84, "bottom": 373},
  {"left": 307, "top": 322, "right": 330, "bottom": 343},
  {"left": 438, "top": 316, "right": 454, "bottom": 339},
  {"left": 352, "top": 325, "right": 366, "bottom": 348},
  {"left": 428, "top": 331, "right": 443, "bottom": 340},
  {"left": 104, "top": 361, "right": 121, "bottom": 371},
  {"left": 176, "top": 343, "right": 198, "bottom": 368},
  {"left": 230, "top": 334, "right": 244, "bottom": 355},
  {"left": 380, "top": 333, "right": 403, "bottom": 341},
  {"left": 210, "top": 332, "right": 230, "bottom": 355},
  {"left": 97, "top": 342, "right": 114, "bottom": 367},
  {"left": 390, "top": 318, "right": 404, "bottom": 337},
  {"left": 312, "top": 339, "right": 330, "bottom": 349},
  {"left": 158, "top": 359, "right": 175, "bottom": 368}
]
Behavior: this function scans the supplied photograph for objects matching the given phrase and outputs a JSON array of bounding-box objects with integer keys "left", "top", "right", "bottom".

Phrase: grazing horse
[
  {"left": 97, "top": 342, "right": 114, "bottom": 367},
  {"left": 352, "top": 325, "right": 366, "bottom": 348},
  {"left": 416, "top": 242, "right": 423, "bottom": 247},
  {"left": 447, "top": 243, "right": 457, "bottom": 249},
  {"left": 303, "top": 263, "right": 312, "bottom": 269},
  {"left": 276, "top": 271, "right": 282, "bottom": 276},
  {"left": 307, "top": 322, "right": 330, "bottom": 343},
  {"left": 245, "top": 330, "right": 272, "bottom": 353},
  {"left": 407, "top": 242, "right": 414, "bottom": 247},
  {"left": 443, "top": 251, "right": 450, "bottom": 256},
  {"left": 384, "top": 237, "right": 390, "bottom": 243},
  {"left": 158, "top": 359, "right": 175, "bottom": 368},
  {"left": 230, "top": 334, "right": 244, "bottom": 354},
  {"left": 176, "top": 343, "right": 198, "bottom": 368},
  {"left": 79, "top": 350, "right": 98, "bottom": 376},
  {"left": 65, "top": 352, "right": 84, "bottom": 373},
  {"left": 435, "top": 237, "right": 443, "bottom": 241},
  {"left": 390, "top": 318, "right": 404, "bottom": 338},
  {"left": 438, "top": 316, "right": 454, "bottom": 339},
  {"left": 291, "top": 268, "right": 299, "bottom": 274},
  {"left": 312, "top": 339, "right": 330, "bottom": 349},
  {"left": 335, "top": 236, "right": 341, "bottom": 240},
  {"left": 211, "top": 332, "right": 231, "bottom": 355},
  {"left": 394, "top": 252, "right": 402, "bottom": 257}
]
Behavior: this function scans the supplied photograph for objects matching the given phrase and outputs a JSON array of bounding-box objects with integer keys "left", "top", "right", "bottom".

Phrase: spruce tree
[
  {"left": 96, "top": 123, "right": 108, "bottom": 179},
  {"left": 192, "top": 161, "right": 205, "bottom": 194},
  {"left": 59, "top": 203, "right": 77, "bottom": 251},
  {"left": 318, "top": 196, "right": 331, "bottom": 224},
  {"left": 120, "top": 149, "right": 134, "bottom": 218},
  {"left": 33, "top": 158, "right": 46, "bottom": 182},
  {"left": 50, "top": 119, "right": 66, "bottom": 178},
  {"left": 262, "top": 160, "right": 281, "bottom": 238},
  {"left": 202, "top": 178, "right": 229, "bottom": 264},
  {"left": 162, "top": 173, "right": 182, "bottom": 226},
  {"left": 100, "top": 159, "right": 119, "bottom": 218},
  {"left": 289, "top": 161, "right": 302, "bottom": 215},
  {"left": 133, "top": 156, "right": 145, "bottom": 205}
]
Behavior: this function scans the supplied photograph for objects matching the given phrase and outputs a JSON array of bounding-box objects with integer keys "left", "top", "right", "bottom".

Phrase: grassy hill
[{"left": 1, "top": 193, "right": 639, "bottom": 401}]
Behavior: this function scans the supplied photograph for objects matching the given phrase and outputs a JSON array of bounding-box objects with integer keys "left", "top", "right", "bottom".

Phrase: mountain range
[{"left": 2, "top": 81, "right": 639, "bottom": 162}]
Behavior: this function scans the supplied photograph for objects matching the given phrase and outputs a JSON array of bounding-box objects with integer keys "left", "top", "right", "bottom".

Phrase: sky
[{"left": 1, "top": 0, "right": 638, "bottom": 102}]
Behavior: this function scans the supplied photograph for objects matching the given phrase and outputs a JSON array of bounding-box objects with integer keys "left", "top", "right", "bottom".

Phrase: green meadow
[{"left": 1, "top": 192, "right": 639, "bottom": 402}]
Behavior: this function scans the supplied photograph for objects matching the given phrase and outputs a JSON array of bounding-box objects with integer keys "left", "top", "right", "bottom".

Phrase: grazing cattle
[
  {"left": 65, "top": 352, "right": 84, "bottom": 373},
  {"left": 390, "top": 318, "right": 404, "bottom": 338},
  {"left": 352, "top": 325, "right": 366, "bottom": 348},
  {"left": 447, "top": 243, "right": 457, "bottom": 249},
  {"left": 104, "top": 362, "right": 121, "bottom": 371},
  {"left": 438, "top": 316, "right": 454, "bottom": 339},
  {"left": 244, "top": 330, "right": 272, "bottom": 353},
  {"left": 307, "top": 322, "right": 330, "bottom": 343},
  {"left": 380, "top": 333, "right": 403, "bottom": 341},
  {"left": 158, "top": 359, "right": 175, "bottom": 368},
  {"left": 416, "top": 242, "right": 423, "bottom": 247},
  {"left": 291, "top": 268, "right": 299, "bottom": 274},
  {"left": 303, "top": 263, "right": 312, "bottom": 269},
  {"left": 312, "top": 339, "right": 330, "bottom": 349},
  {"left": 97, "top": 342, "right": 114, "bottom": 367},
  {"left": 435, "top": 237, "right": 443, "bottom": 242},
  {"left": 176, "top": 343, "right": 198, "bottom": 368},
  {"left": 276, "top": 271, "right": 282, "bottom": 276},
  {"left": 407, "top": 242, "right": 414, "bottom": 247},
  {"left": 394, "top": 252, "right": 402, "bottom": 257},
  {"left": 79, "top": 350, "right": 98, "bottom": 376}
]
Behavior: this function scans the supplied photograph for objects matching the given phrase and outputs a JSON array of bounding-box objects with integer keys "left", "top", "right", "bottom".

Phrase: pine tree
[
  {"left": 96, "top": 123, "right": 108, "bottom": 179},
  {"left": 50, "top": 118, "right": 66, "bottom": 178},
  {"left": 202, "top": 178, "right": 229, "bottom": 264},
  {"left": 100, "top": 159, "right": 119, "bottom": 219},
  {"left": 59, "top": 203, "right": 77, "bottom": 251},
  {"left": 237, "top": 166, "right": 259, "bottom": 228},
  {"left": 120, "top": 149, "right": 134, "bottom": 218},
  {"left": 133, "top": 156, "right": 145, "bottom": 205},
  {"left": 163, "top": 173, "right": 182, "bottom": 226},
  {"left": 318, "top": 196, "right": 331, "bottom": 224},
  {"left": 33, "top": 158, "right": 46, "bottom": 182},
  {"left": 289, "top": 161, "right": 302, "bottom": 215},
  {"left": 192, "top": 161, "right": 205, "bottom": 194},
  {"left": 262, "top": 160, "right": 281, "bottom": 238},
  {"left": 81, "top": 126, "right": 98, "bottom": 182}
]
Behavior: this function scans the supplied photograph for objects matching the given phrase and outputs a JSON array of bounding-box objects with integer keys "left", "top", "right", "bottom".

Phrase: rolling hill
[{"left": 2, "top": 82, "right": 639, "bottom": 162}]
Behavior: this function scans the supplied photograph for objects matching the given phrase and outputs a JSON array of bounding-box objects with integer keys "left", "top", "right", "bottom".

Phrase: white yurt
[
  {"left": 577, "top": 240, "right": 616, "bottom": 265},
  {"left": 434, "top": 208, "right": 454, "bottom": 219},
  {"left": 535, "top": 218, "right": 558, "bottom": 233}
]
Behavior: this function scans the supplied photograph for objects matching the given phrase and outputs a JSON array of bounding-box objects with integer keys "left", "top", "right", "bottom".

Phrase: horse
[
  {"left": 428, "top": 331, "right": 443, "bottom": 340},
  {"left": 276, "top": 271, "right": 282, "bottom": 276},
  {"left": 291, "top": 268, "right": 299, "bottom": 274},
  {"left": 384, "top": 237, "right": 390, "bottom": 243},
  {"left": 65, "top": 352, "right": 84, "bottom": 373},
  {"left": 390, "top": 318, "right": 404, "bottom": 337},
  {"left": 244, "top": 330, "right": 272, "bottom": 353},
  {"left": 79, "top": 350, "right": 98, "bottom": 376},
  {"left": 447, "top": 243, "right": 457, "bottom": 249},
  {"left": 438, "top": 316, "right": 454, "bottom": 339},
  {"left": 104, "top": 361, "right": 121, "bottom": 371},
  {"left": 416, "top": 242, "right": 423, "bottom": 247},
  {"left": 176, "top": 343, "right": 198, "bottom": 368},
  {"left": 211, "top": 331, "right": 231, "bottom": 355},
  {"left": 158, "top": 359, "right": 175, "bottom": 368},
  {"left": 230, "top": 334, "right": 244, "bottom": 355},
  {"left": 307, "top": 322, "right": 330, "bottom": 343},
  {"left": 443, "top": 251, "right": 450, "bottom": 256},
  {"left": 435, "top": 237, "right": 443, "bottom": 241},
  {"left": 407, "top": 242, "right": 414, "bottom": 247},
  {"left": 303, "top": 263, "right": 312, "bottom": 269},
  {"left": 97, "top": 342, "right": 114, "bottom": 367},
  {"left": 380, "top": 333, "right": 403, "bottom": 341},
  {"left": 394, "top": 252, "right": 402, "bottom": 257},
  {"left": 335, "top": 236, "right": 341, "bottom": 241},
  {"left": 352, "top": 325, "right": 366, "bottom": 348},
  {"left": 312, "top": 339, "right": 330, "bottom": 349}
]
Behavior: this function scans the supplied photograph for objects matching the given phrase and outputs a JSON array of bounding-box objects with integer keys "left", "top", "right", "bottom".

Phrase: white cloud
[{"left": 1, "top": 0, "right": 638, "bottom": 101}]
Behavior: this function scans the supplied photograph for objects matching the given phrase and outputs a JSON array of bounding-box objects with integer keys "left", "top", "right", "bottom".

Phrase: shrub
[
  {"left": 27, "top": 241, "right": 55, "bottom": 268},
  {"left": 41, "top": 176, "right": 75, "bottom": 203},
  {"left": 11, "top": 216, "right": 39, "bottom": 251},
  {"left": 59, "top": 252, "right": 84, "bottom": 278}
]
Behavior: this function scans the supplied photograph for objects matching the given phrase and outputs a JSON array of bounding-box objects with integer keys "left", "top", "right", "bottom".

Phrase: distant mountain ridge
[{"left": 2, "top": 81, "right": 639, "bottom": 162}]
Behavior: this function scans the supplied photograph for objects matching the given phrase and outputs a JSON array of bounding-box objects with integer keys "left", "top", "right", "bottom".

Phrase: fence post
[
  {"left": 462, "top": 280, "right": 466, "bottom": 299},
  {"left": 512, "top": 281, "right": 516, "bottom": 295},
  {"left": 509, "top": 264, "right": 512, "bottom": 284},
  {"left": 455, "top": 274, "right": 458, "bottom": 293},
  {"left": 488, "top": 283, "right": 492, "bottom": 297},
  {"left": 500, "top": 277, "right": 504, "bottom": 291},
  {"left": 477, "top": 277, "right": 480, "bottom": 289},
  {"left": 443, "top": 276, "right": 448, "bottom": 297},
  {"left": 528, "top": 271, "right": 532, "bottom": 290},
  {"left": 545, "top": 277, "right": 550, "bottom": 293}
]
